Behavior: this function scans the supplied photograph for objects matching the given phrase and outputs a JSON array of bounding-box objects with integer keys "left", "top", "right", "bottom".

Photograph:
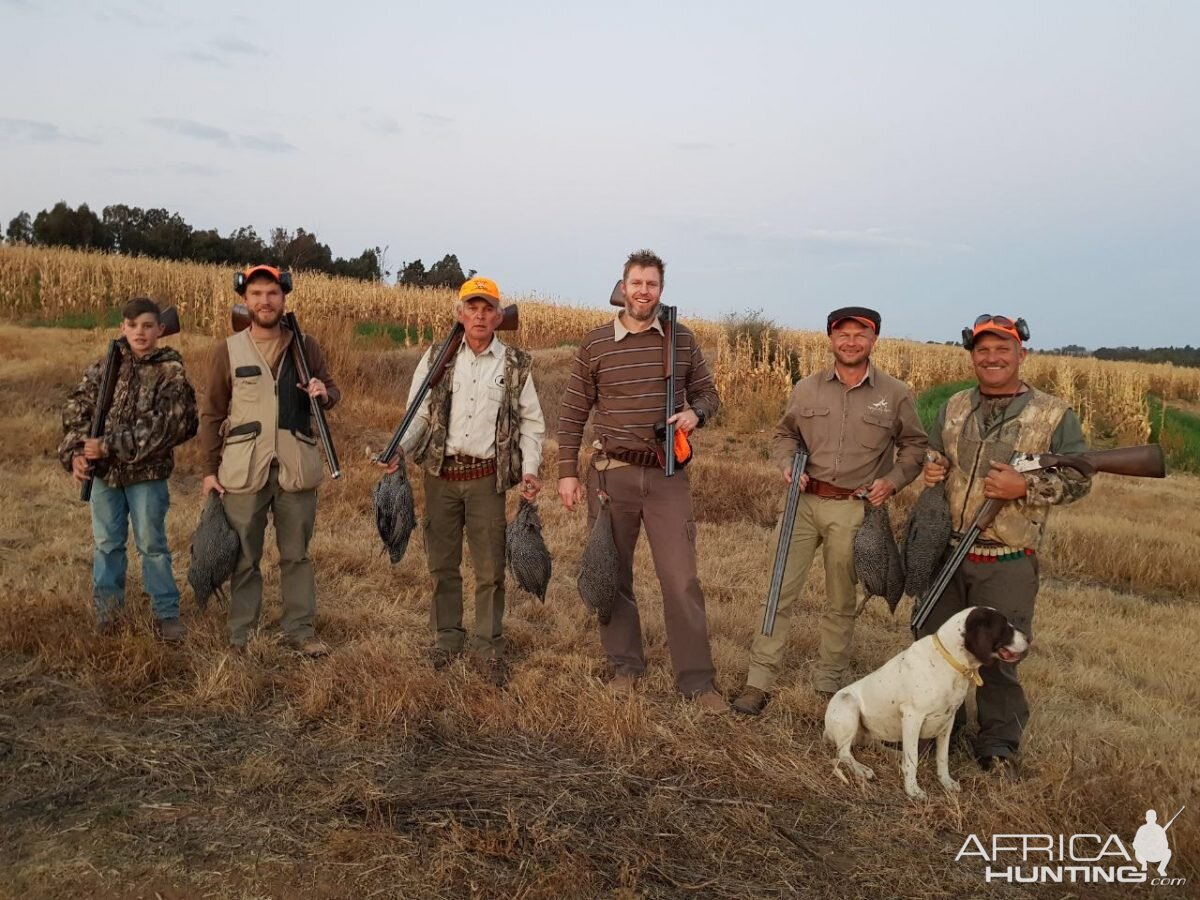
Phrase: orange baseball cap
[{"left": 459, "top": 276, "right": 501, "bottom": 306}]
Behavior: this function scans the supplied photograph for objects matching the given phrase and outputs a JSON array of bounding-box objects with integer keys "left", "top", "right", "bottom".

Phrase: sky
[{"left": 1, "top": 0, "right": 1197, "bottom": 349}]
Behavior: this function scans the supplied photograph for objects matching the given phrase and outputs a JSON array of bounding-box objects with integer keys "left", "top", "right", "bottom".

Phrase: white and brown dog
[{"left": 823, "top": 607, "right": 1029, "bottom": 799}]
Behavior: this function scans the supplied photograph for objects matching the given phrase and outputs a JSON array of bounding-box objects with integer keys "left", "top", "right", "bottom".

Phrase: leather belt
[
  {"left": 604, "top": 447, "right": 662, "bottom": 468},
  {"left": 440, "top": 455, "right": 496, "bottom": 481},
  {"left": 804, "top": 478, "right": 860, "bottom": 500}
]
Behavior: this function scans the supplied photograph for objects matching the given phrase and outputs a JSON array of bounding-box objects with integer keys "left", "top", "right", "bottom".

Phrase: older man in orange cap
[{"left": 392, "top": 277, "right": 545, "bottom": 684}]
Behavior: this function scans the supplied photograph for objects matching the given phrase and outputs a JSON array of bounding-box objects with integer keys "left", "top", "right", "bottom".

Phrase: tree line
[{"left": 4, "top": 201, "right": 472, "bottom": 288}]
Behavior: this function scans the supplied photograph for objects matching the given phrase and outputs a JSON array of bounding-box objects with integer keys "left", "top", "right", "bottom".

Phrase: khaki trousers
[
  {"left": 586, "top": 463, "right": 716, "bottom": 697},
  {"left": 916, "top": 554, "right": 1038, "bottom": 759},
  {"left": 423, "top": 472, "right": 507, "bottom": 657},
  {"left": 747, "top": 493, "right": 865, "bottom": 693},
  {"left": 223, "top": 463, "right": 319, "bottom": 646}
]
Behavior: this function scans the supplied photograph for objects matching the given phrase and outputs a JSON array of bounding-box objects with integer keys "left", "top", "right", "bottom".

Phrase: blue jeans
[{"left": 91, "top": 477, "right": 180, "bottom": 621}]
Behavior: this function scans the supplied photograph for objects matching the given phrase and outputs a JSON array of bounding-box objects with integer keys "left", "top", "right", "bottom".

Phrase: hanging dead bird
[
  {"left": 578, "top": 492, "right": 620, "bottom": 625},
  {"left": 506, "top": 498, "right": 552, "bottom": 602},
  {"left": 901, "top": 483, "right": 953, "bottom": 599},
  {"left": 373, "top": 464, "right": 416, "bottom": 564},
  {"left": 187, "top": 493, "right": 239, "bottom": 609},
  {"left": 854, "top": 503, "right": 905, "bottom": 613}
]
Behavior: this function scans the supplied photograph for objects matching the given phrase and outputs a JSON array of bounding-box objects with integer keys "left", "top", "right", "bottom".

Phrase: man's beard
[
  {"left": 250, "top": 307, "right": 283, "bottom": 328},
  {"left": 625, "top": 299, "right": 659, "bottom": 322}
]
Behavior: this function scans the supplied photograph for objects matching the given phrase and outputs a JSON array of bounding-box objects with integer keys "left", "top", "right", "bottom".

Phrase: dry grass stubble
[{"left": 0, "top": 324, "right": 1196, "bottom": 898}]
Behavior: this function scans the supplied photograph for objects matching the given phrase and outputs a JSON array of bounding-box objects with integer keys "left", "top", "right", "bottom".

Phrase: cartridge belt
[{"left": 440, "top": 455, "right": 496, "bottom": 481}]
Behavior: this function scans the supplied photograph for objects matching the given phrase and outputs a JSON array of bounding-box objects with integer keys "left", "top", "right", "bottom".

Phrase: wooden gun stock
[{"left": 1030, "top": 444, "right": 1165, "bottom": 479}]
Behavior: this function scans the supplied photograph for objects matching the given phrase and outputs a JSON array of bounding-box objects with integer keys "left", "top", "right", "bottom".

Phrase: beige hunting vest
[
  {"left": 943, "top": 387, "right": 1069, "bottom": 549},
  {"left": 217, "top": 330, "right": 323, "bottom": 495},
  {"left": 413, "top": 343, "right": 533, "bottom": 493}
]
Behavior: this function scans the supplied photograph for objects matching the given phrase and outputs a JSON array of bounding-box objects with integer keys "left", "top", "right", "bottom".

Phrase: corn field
[{"left": 2, "top": 244, "right": 1196, "bottom": 444}]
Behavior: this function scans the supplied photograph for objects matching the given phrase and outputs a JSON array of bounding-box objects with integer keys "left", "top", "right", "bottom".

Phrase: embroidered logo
[{"left": 868, "top": 397, "right": 890, "bottom": 414}]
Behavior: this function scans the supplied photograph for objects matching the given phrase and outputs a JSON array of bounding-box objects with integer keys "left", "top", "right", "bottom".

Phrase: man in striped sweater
[{"left": 557, "top": 250, "right": 728, "bottom": 712}]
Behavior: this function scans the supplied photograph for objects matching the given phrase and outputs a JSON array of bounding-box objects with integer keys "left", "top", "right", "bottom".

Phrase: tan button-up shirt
[
  {"left": 772, "top": 364, "right": 927, "bottom": 491},
  {"left": 400, "top": 336, "right": 545, "bottom": 477}
]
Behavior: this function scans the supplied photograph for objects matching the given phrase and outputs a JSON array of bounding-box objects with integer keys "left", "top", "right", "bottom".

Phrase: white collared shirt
[{"left": 400, "top": 335, "right": 545, "bottom": 476}]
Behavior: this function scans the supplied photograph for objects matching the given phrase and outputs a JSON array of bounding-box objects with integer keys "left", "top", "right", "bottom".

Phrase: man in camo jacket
[
  {"left": 59, "top": 297, "right": 198, "bottom": 640},
  {"left": 919, "top": 314, "right": 1091, "bottom": 773}
]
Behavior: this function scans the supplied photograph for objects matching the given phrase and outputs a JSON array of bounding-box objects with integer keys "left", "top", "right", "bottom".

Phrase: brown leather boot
[{"left": 731, "top": 686, "right": 771, "bottom": 716}]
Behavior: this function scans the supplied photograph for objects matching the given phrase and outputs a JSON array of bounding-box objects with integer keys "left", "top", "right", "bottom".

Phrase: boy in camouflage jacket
[{"left": 59, "top": 298, "right": 198, "bottom": 639}]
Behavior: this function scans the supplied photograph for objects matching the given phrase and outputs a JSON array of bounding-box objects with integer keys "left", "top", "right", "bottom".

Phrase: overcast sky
[{"left": 2, "top": 0, "right": 1196, "bottom": 349}]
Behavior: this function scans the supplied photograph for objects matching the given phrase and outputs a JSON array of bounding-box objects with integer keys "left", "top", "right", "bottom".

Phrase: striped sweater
[{"left": 557, "top": 316, "right": 720, "bottom": 478}]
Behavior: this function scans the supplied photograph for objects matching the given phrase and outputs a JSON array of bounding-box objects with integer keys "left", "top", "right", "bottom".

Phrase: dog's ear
[{"left": 963, "top": 607, "right": 1010, "bottom": 666}]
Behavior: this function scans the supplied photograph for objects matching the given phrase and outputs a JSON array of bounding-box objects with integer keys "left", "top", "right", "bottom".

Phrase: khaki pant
[
  {"left": 916, "top": 554, "right": 1038, "bottom": 759},
  {"left": 586, "top": 463, "right": 716, "bottom": 697},
  {"left": 423, "top": 472, "right": 507, "bottom": 658},
  {"left": 747, "top": 493, "right": 864, "bottom": 693},
  {"left": 223, "top": 463, "right": 319, "bottom": 646}
]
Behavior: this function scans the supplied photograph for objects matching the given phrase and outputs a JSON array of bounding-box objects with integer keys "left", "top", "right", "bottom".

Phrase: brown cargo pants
[
  {"left": 222, "top": 462, "right": 319, "bottom": 646},
  {"left": 423, "top": 472, "right": 507, "bottom": 658},
  {"left": 915, "top": 554, "right": 1038, "bottom": 759},
  {"left": 586, "top": 462, "right": 716, "bottom": 697},
  {"left": 746, "top": 493, "right": 864, "bottom": 694}
]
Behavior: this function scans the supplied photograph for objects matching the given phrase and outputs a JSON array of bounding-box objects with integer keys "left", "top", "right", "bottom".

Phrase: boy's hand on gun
[
  {"left": 82, "top": 438, "right": 106, "bottom": 460},
  {"left": 70, "top": 454, "right": 92, "bottom": 484}
]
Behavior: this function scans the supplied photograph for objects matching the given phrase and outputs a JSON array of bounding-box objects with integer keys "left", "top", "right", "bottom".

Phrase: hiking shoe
[
  {"left": 286, "top": 636, "right": 331, "bottom": 658},
  {"left": 692, "top": 691, "right": 731, "bottom": 714},
  {"left": 156, "top": 617, "right": 187, "bottom": 643},
  {"left": 478, "top": 656, "right": 509, "bottom": 687},
  {"left": 731, "top": 686, "right": 771, "bottom": 716},
  {"left": 428, "top": 646, "right": 461, "bottom": 671},
  {"left": 609, "top": 673, "right": 637, "bottom": 695}
]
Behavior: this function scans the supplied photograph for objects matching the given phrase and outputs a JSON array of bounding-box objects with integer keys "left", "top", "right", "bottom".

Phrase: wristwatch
[{"left": 694, "top": 408, "right": 707, "bottom": 429}]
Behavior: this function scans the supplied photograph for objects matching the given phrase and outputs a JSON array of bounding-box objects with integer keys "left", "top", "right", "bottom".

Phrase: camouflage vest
[
  {"left": 413, "top": 339, "right": 533, "bottom": 493},
  {"left": 943, "top": 387, "right": 1069, "bottom": 549}
]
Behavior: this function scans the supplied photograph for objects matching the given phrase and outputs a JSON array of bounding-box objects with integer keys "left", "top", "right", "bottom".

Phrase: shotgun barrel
[
  {"left": 284, "top": 312, "right": 341, "bottom": 479},
  {"left": 762, "top": 447, "right": 809, "bottom": 636},
  {"left": 911, "top": 443, "right": 1167, "bottom": 635}
]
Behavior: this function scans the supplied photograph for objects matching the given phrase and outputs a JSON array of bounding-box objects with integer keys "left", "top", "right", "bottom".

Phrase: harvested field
[{"left": 0, "top": 322, "right": 1196, "bottom": 899}]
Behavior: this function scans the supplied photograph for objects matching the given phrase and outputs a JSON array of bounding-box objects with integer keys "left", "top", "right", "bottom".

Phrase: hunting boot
[
  {"left": 732, "top": 686, "right": 771, "bottom": 716},
  {"left": 156, "top": 617, "right": 188, "bottom": 643},
  {"left": 287, "top": 636, "right": 331, "bottom": 658}
]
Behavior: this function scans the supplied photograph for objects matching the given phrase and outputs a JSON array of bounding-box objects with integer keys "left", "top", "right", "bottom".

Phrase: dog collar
[{"left": 933, "top": 634, "right": 984, "bottom": 687}]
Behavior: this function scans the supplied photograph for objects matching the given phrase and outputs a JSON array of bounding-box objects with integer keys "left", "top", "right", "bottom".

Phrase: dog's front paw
[
  {"left": 940, "top": 777, "right": 961, "bottom": 794},
  {"left": 905, "top": 784, "right": 927, "bottom": 801}
]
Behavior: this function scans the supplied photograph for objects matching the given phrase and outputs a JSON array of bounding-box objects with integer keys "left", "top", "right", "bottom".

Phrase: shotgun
[
  {"left": 375, "top": 304, "right": 520, "bottom": 465},
  {"left": 608, "top": 282, "right": 680, "bottom": 475},
  {"left": 762, "top": 445, "right": 810, "bottom": 636},
  {"left": 911, "top": 443, "right": 1166, "bottom": 635},
  {"left": 230, "top": 305, "right": 340, "bottom": 479},
  {"left": 80, "top": 307, "right": 181, "bottom": 502}
]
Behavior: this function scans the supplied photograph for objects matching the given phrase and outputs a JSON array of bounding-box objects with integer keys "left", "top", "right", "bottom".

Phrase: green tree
[
  {"left": 399, "top": 258, "right": 426, "bottom": 286},
  {"left": 5, "top": 211, "right": 32, "bottom": 244},
  {"left": 424, "top": 253, "right": 466, "bottom": 289},
  {"left": 32, "top": 201, "right": 111, "bottom": 250}
]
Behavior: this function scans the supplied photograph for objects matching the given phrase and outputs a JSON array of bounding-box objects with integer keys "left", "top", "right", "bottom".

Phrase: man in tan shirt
[{"left": 733, "top": 307, "right": 927, "bottom": 714}]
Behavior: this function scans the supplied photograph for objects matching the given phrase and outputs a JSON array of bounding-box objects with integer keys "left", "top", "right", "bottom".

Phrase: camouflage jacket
[
  {"left": 930, "top": 386, "right": 1091, "bottom": 549},
  {"left": 59, "top": 342, "right": 199, "bottom": 488}
]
